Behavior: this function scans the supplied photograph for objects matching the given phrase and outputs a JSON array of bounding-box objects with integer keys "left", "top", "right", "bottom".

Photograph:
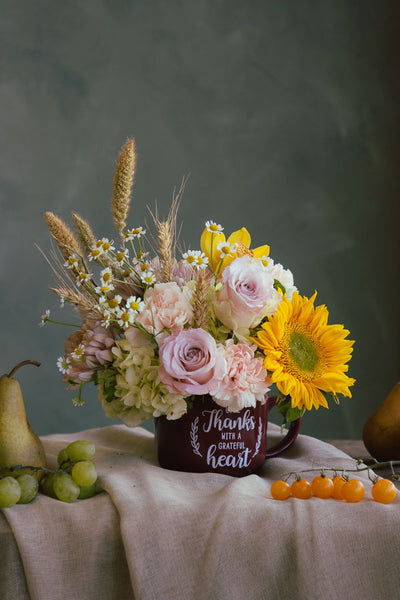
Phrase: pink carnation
[
  {"left": 210, "top": 340, "right": 270, "bottom": 412},
  {"left": 159, "top": 328, "right": 226, "bottom": 395},
  {"left": 136, "top": 282, "right": 193, "bottom": 339}
]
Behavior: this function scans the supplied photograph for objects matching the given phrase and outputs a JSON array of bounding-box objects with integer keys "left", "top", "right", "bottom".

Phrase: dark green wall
[{"left": 1, "top": 1, "right": 399, "bottom": 440}]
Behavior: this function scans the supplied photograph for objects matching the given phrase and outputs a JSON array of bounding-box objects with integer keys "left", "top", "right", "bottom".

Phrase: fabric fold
[{"left": 2, "top": 423, "right": 400, "bottom": 600}]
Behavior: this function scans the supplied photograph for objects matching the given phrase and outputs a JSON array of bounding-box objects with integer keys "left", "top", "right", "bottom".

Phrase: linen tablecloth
[{"left": 2, "top": 423, "right": 400, "bottom": 600}]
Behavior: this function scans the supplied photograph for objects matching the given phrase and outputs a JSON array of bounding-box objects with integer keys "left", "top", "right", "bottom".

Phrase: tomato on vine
[
  {"left": 311, "top": 475, "right": 334, "bottom": 499},
  {"left": 291, "top": 478, "right": 312, "bottom": 499},
  {"left": 331, "top": 475, "right": 346, "bottom": 500},
  {"left": 371, "top": 479, "right": 397, "bottom": 504},
  {"left": 341, "top": 479, "right": 365, "bottom": 503},
  {"left": 270, "top": 480, "right": 291, "bottom": 501}
]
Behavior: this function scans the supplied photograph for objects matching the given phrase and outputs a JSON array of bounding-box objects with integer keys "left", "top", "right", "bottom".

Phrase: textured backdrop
[{"left": 0, "top": 1, "right": 399, "bottom": 439}]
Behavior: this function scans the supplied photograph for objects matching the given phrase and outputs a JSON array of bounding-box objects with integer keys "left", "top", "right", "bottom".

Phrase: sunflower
[{"left": 252, "top": 291, "right": 355, "bottom": 411}]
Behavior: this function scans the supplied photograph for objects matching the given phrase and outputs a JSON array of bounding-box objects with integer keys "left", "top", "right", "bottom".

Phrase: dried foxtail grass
[
  {"left": 191, "top": 270, "right": 209, "bottom": 330},
  {"left": 72, "top": 213, "right": 97, "bottom": 255},
  {"left": 148, "top": 177, "right": 187, "bottom": 283},
  {"left": 44, "top": 212, "right": 83, "bottom": 262},
  {"left": 111, "top": 138, "right": 136, "bottom": 238}
]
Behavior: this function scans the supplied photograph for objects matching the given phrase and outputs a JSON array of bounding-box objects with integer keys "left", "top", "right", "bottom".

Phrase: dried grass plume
[
  {"left": 44, "top": 212, "right": 82, "bottom": 261},
  {"left": 111, "top": 138, "right": 136, "bottom": 237}
]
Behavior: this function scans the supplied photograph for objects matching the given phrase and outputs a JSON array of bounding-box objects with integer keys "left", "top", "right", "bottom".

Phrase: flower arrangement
[{"left": 40, "top": 138, "right": 355, "bottom": 428}]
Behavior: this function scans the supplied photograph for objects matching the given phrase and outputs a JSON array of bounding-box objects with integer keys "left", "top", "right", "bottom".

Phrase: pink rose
[
  {"left": 136, "top": 282, "right": 193, "bottom": 338},
  {"left": 158, "top": 328, "right": 226, "bottom": 395},
  {"left": 213, "top": 255, "right": 276, "bottom": 331},
  {"left": 210, "top": 340, "right": 270, "bottom": 412}
]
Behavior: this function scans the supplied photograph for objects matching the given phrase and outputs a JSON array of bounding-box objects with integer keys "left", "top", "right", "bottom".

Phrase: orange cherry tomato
[
  {"left": 311, "top": 475, "right": 334, "bottom": 499},
  {"left": 341, "top": 479, "right": 365, "bottom": 503},
  {"left": 270, "top": 480, "right": 291, "bottom": 501},
  {"left": 331, "top": 476, "right": 346, "bottom": 500},
  {"left": 371, "top": 479, "right": 397, "bottom": 504},
  {"left": 291, "top": 478, "right": 312, "bottom": 499}
]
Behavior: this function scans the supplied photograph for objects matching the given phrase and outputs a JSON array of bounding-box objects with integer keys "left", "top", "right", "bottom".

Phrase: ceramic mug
[{"left": 154, "top": 394, "right": 301, "bottom": 476}]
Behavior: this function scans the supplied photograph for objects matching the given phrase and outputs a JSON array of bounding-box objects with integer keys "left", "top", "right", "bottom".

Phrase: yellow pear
[
  {"left": 0, "top": 360, "right": 46, "bottom": 478},
  {"left": 363, "top": 382, "right": 400, "bottom": 461}
]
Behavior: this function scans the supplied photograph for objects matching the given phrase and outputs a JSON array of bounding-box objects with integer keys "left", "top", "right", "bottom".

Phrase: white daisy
[
  {"left": 205, "top": 220, "right": 223, "bottom": 234},
  {"left": 216, "top": 241, "right": 234, "bottom": 258},
  {"left": 64, "top": 255, "right": 79, "bottom": 269},
  {"left": 57, "top": 356, "right": 71, "bottom": 375},
  {"left": 124, "top": 226, "right": 146, "bottom": 241},
  {"left": 182, "top": 250, "right": 200, "bottom": 265},
  {"left": 141, "top": 271, "right": 156, "bottom": 286},
  {"left": 116, "top": 308, "right": 136, "bottom": 329},
  {"left": 95, "top": 281, "right": 115, "bottom": 295},
  {"left": 125, "top": 296, "right": 145, "bottom": 313},
  {"left": 115, "top": 249, "right": 129, "bottom": 264},
  {"left": 76, "top": 271, "right": 93, "bottom": 287},
  {"left": 100, "top": 267, "right": 113, "bottom": 285},
  {"left": 71, "top": 344, "right": 85, "bottom": 360}
]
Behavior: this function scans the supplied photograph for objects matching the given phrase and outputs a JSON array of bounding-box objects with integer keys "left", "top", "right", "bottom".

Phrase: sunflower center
[{"left": 288, "top": 330, "right": 319, "bottom": 372}]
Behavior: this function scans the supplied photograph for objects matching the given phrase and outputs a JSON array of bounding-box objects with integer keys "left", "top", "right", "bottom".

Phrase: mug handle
[{"left": 264, "top": 396, "right": 302, "bottom": 458}]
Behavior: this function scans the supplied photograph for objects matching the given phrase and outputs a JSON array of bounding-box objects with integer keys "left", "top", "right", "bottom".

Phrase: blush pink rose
[
  {"left": 158, "top": 328, "right": 226, "bottom": 395},
  {"left": 136, "top": 282, "right": 193, "bottom": 338},
  {"left": 213, "top": 255, "right": 276, "bottom": 331},
  {"left": 210, "top": 340, "right": 270, "bottom": 412}
]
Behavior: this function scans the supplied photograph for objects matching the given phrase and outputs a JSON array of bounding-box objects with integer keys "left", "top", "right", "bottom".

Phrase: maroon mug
[{"left": 154, "top": 394, "right": 301, "bottom": 476}]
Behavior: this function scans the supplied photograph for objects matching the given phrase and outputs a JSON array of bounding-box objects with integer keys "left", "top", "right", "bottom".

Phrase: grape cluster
[{"left": 0, "top": 440, "right": 98, "bottom": 508}]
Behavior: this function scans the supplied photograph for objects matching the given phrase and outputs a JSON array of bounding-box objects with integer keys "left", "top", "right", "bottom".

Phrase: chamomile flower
[
  {"left": 216, "top": 241, "right": 234, "bottom": 258},
  {"left": 100, "top": 267, "right": 113, "bottom": 285},
  {"left": 139, "top": 261, "right": 152, "bottom": 272},
  {"left": 100, "top": 312, "right": 112, "bottom": 328},
  {"left": 57, "top": 356, "right": 71, "bottom": 375},
  {"left": 95, "top": 281, "right": 115, "bottom": 295},
  {"left": 71, "top": 344, "right": 86, "bottom": 360},
  {"left": 88, "top": 247, "right": 102, "bottom": 261},
  {"left": 64, "top": 255, "right": 79, "bottom": 269},
  {"left": 115, "top": 248, "right": 129, "bottom": 264},
  {"left": 99, "top": 294, "right": 122, "bottom": 311},
  {"left": 76, "top": 271, "right": 93, "bottom": 287},
  {"left": 116, "top": 308, "right": 136, "bottom": 329},
  {"left": 182, "top": 250, "right": 209, "bottom": 270},
  {"left": 205, "top": 220, "right": 224, "bottom": 234},
  {"left": 98, "top": 238, "right": 115, "bottom": 253},
  {"left": 182, "top": 250, "right": 200, "bottom": 266},
  {"left": 124, "top": 226, "right": 146, "bottom": 240},
  {"left": 141, "top": 271, "right": 156, "bottom": 286},
  {"left": 39, "top": 309, "right": 50, "bottom": 327},
  {"left": 195, "top": 252, "right": 209, "bottom": 269},
  {"left": 125, "top": 296, "right": 145, "bottom": 313}
]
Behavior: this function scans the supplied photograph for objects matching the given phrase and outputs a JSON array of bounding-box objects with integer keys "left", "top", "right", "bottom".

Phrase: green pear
[
  {"left": 0, "top": 360, "right": 46, "bottom": 478},
  {"left": 363, "top": 382, "right": 400, "bottom": 461}
]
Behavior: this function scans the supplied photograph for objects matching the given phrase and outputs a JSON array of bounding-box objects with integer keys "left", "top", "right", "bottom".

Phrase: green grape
[
  {"left": 57, "top": 448, "right": 70, "bottom": 467},
  {"left": 40, "top": 472, "right": 58, "bottom": 498},
  {"left": 71, "top": 461, "right": 97, "bottom": 488},
  {"left": 78, "top": 481, "right": 97, "bottom": 499},
  {"left": 0, "top": 476, "right": 21, "bottom": 508},
  {"left": 53, "top": 473, "right": 80, "bottom": 503},
  {"left": 65, "top": 440, "right": 96, "bottom": 462},
  {"left": 16, "top": 474, "right": 39, "bottom": 504}
]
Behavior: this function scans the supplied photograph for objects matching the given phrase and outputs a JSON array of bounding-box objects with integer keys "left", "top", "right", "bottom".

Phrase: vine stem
[{"left": 281, "top": 460, "right": 400, "bottom": 483}]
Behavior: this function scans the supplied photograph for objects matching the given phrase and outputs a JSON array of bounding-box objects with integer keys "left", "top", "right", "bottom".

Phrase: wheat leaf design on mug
[
  {"left": 190, "top": 417, "right": 202, "bottom": 457},
  {"left": 252, "top": 417, "right": 263, "bottom": 458}
]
